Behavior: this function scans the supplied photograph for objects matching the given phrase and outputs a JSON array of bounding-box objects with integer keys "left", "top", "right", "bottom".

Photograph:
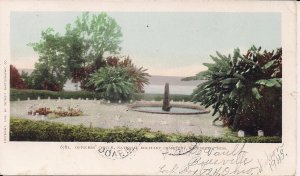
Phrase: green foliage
[
  {"left": 20, "top": 71, "right": 31, "bottom": 87},
  {"left": 27, "top": 28, "right": 70, "bottom": 90},
  {"left": 66, "top": 12, "right": 122, "bottom": 68},
  {"left": 63, "top": 29, "right": 85, "bottom": 75},
  {"left": 118, "top": 57, "right": 150, "bottom": 93},
  {"left": 106, "top": 56, "right": 150, "bottom": 92},
  {"left": 28, "top": 63, "right": 65, "bottom": 91},
  {"left": 133, "top": 93, "right": 192, "bottom": 102},
  {"left": 28, "top": 12, "right": 123, "bottom": 90},
  {"left": 192, "top": 46, "right": 282, "bottom": 136},
  {"left": 10, "top": 88, "right": 103, "bottom": 101},
  {"left": 10, "top": 118, "right": 281, "bottom": 142},
  {"left": 87, "top": 67, "right": 135, "bottom": 101}
]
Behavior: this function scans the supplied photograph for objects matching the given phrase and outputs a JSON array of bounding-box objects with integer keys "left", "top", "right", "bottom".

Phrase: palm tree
[
  {"left": 87, "top": 67, "right": 135, "bottom": 101},
  {"left": 192, "top": 46, "right": 282, "bottom": 136}
]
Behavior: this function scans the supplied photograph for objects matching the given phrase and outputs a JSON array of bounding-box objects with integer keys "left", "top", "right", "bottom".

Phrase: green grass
[{"left": 10, "top": 118, "right": 281, "bottom": 143}]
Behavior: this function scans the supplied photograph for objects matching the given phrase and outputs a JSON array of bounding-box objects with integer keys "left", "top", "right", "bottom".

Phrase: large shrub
[
  {"left": 10, "top": 118, "right": 281, "bottom": 142},
  {"left": 118, "top": 57, "right": 150, "bottom": 93},
  {"left": 10, "top": 65, "right": 26, "bottom": 89},
  {"left": 105, "top": 56, "right": 150, "bottom": 93},
  {"left": 192, "top": 46, "right": 282, "bottom": 136},
  {"left": 71, "top": 56, "right": 149, "bottom": 93},
  {"left": 87, "top": 67, "right": 136, "bottom": 101}
]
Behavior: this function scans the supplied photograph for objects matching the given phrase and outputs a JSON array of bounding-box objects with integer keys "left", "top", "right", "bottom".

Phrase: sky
[{"left": 11, "top": 12, "right": 281, "bottom": 77}]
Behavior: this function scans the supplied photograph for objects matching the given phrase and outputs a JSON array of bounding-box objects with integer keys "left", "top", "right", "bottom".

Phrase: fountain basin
[{"left": 129, "top": 101, "right": 210, "bottom": 115}]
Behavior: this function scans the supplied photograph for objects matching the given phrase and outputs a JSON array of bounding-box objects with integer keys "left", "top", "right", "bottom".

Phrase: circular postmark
[{"left": 97, "top": 143, "right": 141, "bottom": 160}]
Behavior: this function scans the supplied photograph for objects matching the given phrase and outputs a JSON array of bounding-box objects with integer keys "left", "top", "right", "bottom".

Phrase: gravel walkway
[{"left": 10, "top": 99, "right": 225, "bottom": 136}]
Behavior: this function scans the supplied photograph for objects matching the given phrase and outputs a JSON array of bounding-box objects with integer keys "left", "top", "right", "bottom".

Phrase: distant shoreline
[{"left": 18, "top": 68, "right": 205, "bottom": 94}]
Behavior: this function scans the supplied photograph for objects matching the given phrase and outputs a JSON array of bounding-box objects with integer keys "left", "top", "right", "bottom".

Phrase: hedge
[
  {"left": 10, "top": 88, "right": 103, "bottom": 101},
  {"left": 10, "top": 118, "right": 281, "bottom": 143},
  {"left": 10, "top": 88, "right": 192, "bottom": 102},
  {"left": 133, "top": 93, "right": 192, "bottom": 102}
]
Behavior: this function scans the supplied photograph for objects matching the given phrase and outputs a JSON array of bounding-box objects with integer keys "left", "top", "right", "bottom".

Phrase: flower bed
[{"left": 28, "top": 107, "right": 83, "bottom": 117}]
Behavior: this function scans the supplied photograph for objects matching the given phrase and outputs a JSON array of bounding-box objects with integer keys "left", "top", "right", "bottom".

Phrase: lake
[
  {"left": 143, "top": 75, "right": 204, "bottom": 95},
  {"left": 63, "top": 75, "right": 205, "bottom": 95},
  {"left": 144, "top": 85, "right": 198, "bottom": 95}
]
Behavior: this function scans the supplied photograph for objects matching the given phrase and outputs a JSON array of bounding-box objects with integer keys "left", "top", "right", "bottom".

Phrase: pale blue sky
[{"left": 11, "top": 12, "right": 281, "bottom": 76}]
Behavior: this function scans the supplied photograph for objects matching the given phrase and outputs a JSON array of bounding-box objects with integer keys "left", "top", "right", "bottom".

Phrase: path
[{"left": 10, "top": 99, "right": 225, "bottom": 136}]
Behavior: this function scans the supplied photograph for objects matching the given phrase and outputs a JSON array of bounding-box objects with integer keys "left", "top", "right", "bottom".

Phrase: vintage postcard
[{"left": 0, "top": 0, "right": 297, "bottom": 175}]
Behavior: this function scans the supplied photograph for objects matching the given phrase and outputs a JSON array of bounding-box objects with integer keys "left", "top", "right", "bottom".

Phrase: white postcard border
[{"left": 0, "top": 1, "right": 297, "bottom": 175}]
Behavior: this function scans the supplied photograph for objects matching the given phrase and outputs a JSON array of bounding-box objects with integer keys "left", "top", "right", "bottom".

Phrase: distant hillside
[
  {"left": 16, "top": 69, "right": 204, "bottom": 87},
  {"left": 181, "top": 71, "right": 208, "bottom": 81},
  {"left": 149, "top": 75, "right": 204, "bottom": 86},
  {"left": 181, "top": 76, "right": 198, "bottom": 81}
]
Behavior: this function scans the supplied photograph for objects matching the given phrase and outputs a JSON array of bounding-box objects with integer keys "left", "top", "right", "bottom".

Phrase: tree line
[{"left": 11, "top": 12, "right": 149, "bottom": 101}]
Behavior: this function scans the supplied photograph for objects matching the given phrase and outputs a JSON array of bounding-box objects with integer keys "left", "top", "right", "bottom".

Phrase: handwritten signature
[{"left": 159, "top": 143, "right": 286, "bottom": 175}]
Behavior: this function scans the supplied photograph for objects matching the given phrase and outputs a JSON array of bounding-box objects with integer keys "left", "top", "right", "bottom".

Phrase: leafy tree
[
  {"left": 28, "top": 28, "right": 69, "bottom": 91},
  {"left": 20, "top": 71, "right": 35, "bottom": 89},
  {"left": 63, "top": 30, "right": 85, "bottom": 77},
  {"left": 65, "top": 12, "right": 122, "bottom": 69},
  {"left": 10, "top": 65, "right": 26, "bottom": 89},
  {"left": 87, "top": 67, "right": 135, "bottom": 101},
  {"left": 192, "top": 46, "right": 282, "bottom": 136},
  {"left": 28, "top": 12, "right": 123, "bottom": 91},
  {"left": 27, "top": 63, "right": 62, "bottom": 91},
  {"left": 20, "top": 71, "right": 31, "bottom": 86}
]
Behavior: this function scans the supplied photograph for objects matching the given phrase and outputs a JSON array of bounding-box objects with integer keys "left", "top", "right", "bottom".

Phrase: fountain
[
  {"left": 130, "top": 83, "right": 210, "bottom": 115},
  {"left": 162, "top": 83, "right": 171, "bottom": 111}
]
